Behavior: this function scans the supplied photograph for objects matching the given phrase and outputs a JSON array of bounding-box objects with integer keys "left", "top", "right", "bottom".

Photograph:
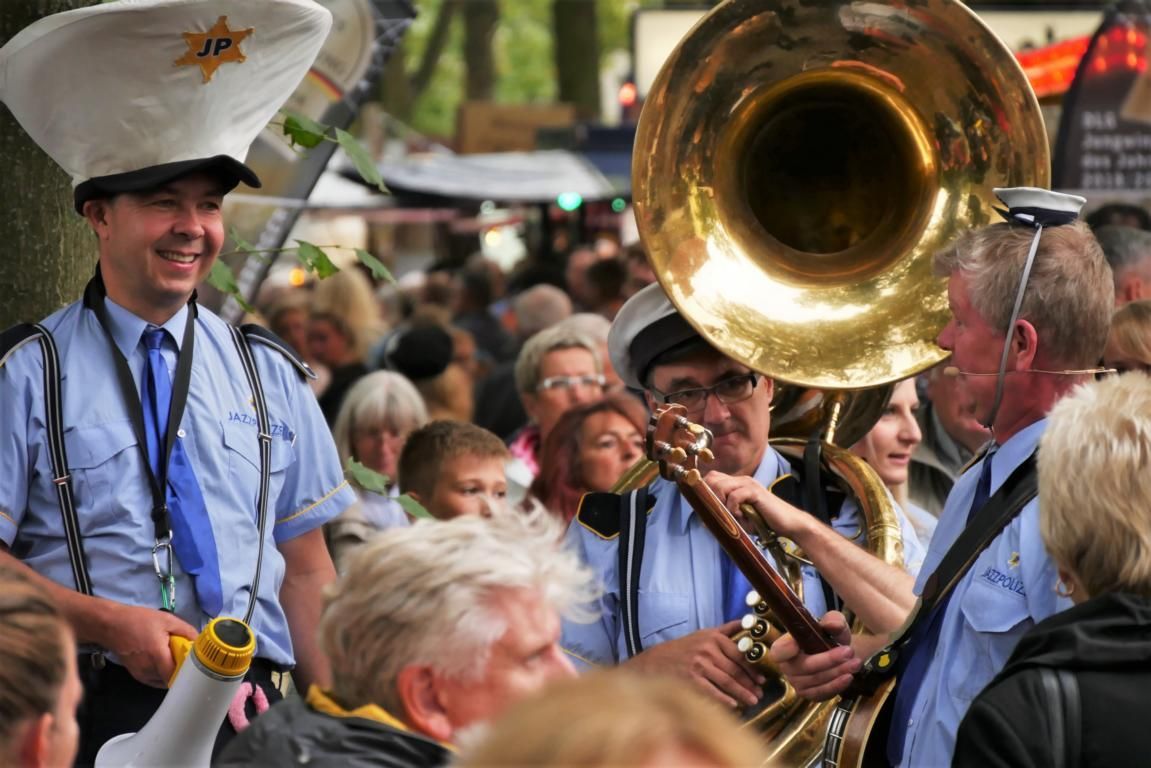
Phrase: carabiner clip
[{"left": 152, "top": 534, "right": 176, "bottom": 612}]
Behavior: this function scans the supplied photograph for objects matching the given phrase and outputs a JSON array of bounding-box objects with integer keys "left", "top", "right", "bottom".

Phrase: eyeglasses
[
  {"left": 653, "top": 372, "right": 761, "bottom": 413},
  {"left": 537, "top": 374, "right": 607, "bottom": 393}
]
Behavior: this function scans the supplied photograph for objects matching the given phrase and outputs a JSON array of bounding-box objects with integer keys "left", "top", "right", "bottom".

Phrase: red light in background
[{"left": 618, "top": 81, "right": 637, "bottom": 107}]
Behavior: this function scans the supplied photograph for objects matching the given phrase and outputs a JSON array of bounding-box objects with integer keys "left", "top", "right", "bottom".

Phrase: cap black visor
[{"left": 73, "top": 155, "right": 260, "bottom": 214}]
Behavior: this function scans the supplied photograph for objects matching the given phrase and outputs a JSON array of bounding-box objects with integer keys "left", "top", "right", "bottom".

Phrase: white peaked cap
[{"left": 0, "top": 0, "right": 332, "bottom": 211}]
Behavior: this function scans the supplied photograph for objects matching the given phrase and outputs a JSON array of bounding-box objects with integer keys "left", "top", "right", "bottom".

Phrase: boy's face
[{"left": 422, "top": 455, "right": 508, "bottom": 520}]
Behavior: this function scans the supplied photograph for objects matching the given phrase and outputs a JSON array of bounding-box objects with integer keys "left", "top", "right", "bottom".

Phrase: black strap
[
  {"left": 619, "top": 486, "right": 649, "bottom": 660},
  {"left": 801, "top": 437, "right": 841, "bottom": 613},
  {"left": 229, "top": 327, "right": 273, "bottom": 626},
  {"left": 83, "top": 271, "right": 195, "bottom": 545},
  {"left": 866, "top": 453, "right": 1038, "bottom": 680},
  {"left": 916, "top": 454, "right": 1037, "bottom": 610},
  {"left": 1048, "top": 667, "right": 1081, "bottom": 768},
  {"left": 2, "top": 323, "right": 95, "bottom": 597}
]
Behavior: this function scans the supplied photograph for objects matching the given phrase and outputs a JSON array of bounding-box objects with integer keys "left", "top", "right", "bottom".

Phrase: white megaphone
[{"left": 95, "top": 617, "right": 255, "bottom": 768}]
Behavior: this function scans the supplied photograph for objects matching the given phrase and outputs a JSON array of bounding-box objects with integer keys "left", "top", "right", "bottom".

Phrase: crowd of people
[{"left": 4, "top": 1, "right": 1151, "bottom": 767}]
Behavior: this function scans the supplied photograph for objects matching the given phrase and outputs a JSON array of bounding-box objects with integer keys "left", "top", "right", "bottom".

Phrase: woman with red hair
[{"left": 532, "top": 392, "right": 647, "bottom": 524}]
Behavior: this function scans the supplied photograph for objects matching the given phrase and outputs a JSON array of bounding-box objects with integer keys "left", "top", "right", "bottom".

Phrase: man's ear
[
  {"left": 395, "top": 665, "right": 454, "bottom": 743},
  {"left": 643, "top": 390, "right": 658, "bottom": 413},
  {"left": 16, "top": 713, "right": 52, "bottom": 768},
  {"left": 1011, "top": 319, "right": 1039, "bottom": 369},
  {"left": 82, "top": 198, "right": 112, "bottom": 236}
]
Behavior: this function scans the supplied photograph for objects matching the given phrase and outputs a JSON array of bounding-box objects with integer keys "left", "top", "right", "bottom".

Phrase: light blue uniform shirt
[
  {"left": 895, "top": 419, "right": 1068, "bottom": 767},
  {"left": 561, "top": 447, "right": 926, "bottom": 667},
  {"left": 0, "top": 299, "right": 355, "bottom": 667}
]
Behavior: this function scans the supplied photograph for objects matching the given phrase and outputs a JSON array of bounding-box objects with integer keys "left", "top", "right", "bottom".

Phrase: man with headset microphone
[
  {"left": 721, "top": 188, "right": 1114, "bottom": 765},
  {"left": 0, "top": 0, "right": 355, "bottom": 762}
]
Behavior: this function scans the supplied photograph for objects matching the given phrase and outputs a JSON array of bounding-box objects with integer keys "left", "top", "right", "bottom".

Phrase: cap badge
[{"left": 175, "top": 16, "right": 254, "bottom": 83}]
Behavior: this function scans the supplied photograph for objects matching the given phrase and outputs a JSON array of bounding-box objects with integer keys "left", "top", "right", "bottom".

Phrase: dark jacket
[
  {"left": 217, "top": 695, "right": 451, "bottom": 768},
  {"left": 953, "top": 592, "right": 1151, "bottom": 768}
]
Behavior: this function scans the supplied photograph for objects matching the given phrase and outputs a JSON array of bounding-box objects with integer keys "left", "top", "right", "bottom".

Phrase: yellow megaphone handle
[{"left": 168, "top": 635, "right": 194, "bottom": 689}]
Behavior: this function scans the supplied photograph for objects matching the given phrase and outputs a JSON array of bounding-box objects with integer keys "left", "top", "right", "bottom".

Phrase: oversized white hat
[{"left": 0, "top": 0, "right": 332, "bottom": 212}]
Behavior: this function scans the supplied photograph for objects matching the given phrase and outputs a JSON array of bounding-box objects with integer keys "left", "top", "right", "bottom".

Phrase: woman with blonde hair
[
  {"left": 456, "top": 672, "right": 767, "bottom": 767},
  {"left": 1103, "top": 298, "right": 1151, "bottom": 375},
  {"left": 954, "top": 373, "right": 1151, "bottom": 766},
  {"left": 0, "top": 567, "right": 82, "bottom": 768}
]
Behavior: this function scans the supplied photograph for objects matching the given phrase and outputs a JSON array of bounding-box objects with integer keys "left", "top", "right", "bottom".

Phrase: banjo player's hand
[
  {"left": 770, "top": 610, "right": 858, "bottom": 701},
  {"left": 706, "top": 471, "right": 808, "bottom": 539},
  {"left": 624, "top": 621, "right": 767, "bottom": 709}
]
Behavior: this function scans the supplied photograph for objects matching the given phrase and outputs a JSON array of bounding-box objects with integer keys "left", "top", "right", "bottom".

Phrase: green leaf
[
  {"left": 336, "top": 128, "right": 388, "bottom": 193},
  {"left": 296, "top": 240, "right": 340, "bottom": 278},
  {"left": 355, "top": 248, "right": 396, "bottom": 284},
  {"left": 397, "top": 493, "right": 432, "bottom": 520},
  {"left": 344, "top": 458, "right": 392, "bottom": 494},
  {"left": 282, "top": 111, "right": 329, "bottom": 149},
  {"left": 207, "top": 261, "right": 254, "bottom": 313},
  {"left": 228, "top": 225, "right": 258, "bottom": 255}
]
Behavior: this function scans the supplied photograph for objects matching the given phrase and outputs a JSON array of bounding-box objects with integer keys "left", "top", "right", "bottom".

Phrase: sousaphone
[{"left": 626, "top": 0, "right": 1049, "bottom": 764}]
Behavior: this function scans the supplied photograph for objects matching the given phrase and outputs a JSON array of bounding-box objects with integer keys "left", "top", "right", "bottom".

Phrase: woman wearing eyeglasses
[
  {"left": 531, "top": 392, "right": 648, "bottom": 523},
  {"left": 508, "top": 325, "right": 607, "bottom": 478}
]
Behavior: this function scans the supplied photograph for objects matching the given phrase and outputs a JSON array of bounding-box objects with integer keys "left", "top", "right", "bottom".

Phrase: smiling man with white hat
[{"left": 0, "top": 1, "right": 357, "bottom": 761}]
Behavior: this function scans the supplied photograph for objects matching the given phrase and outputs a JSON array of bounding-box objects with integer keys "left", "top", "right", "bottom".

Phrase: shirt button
[
  {"left": 908, "top": 718, "right": 914, "bottom": 727},
  {"left": 177, "top": 429, "right": 186, "bottom": 438}
]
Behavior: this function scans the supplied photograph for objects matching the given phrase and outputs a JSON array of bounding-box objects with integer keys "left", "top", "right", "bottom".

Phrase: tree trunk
[
  {"left": 553, "top": 0, "right": 600, "bottom": 120},
  {"left": 462, "top": 0, "right": 498, "bottom": 101},
  {"left": 0, "top": 1, "right": 99, "bottom": 328}
]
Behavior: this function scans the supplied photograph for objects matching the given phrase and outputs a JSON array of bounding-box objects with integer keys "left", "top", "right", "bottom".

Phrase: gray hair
[
  {"left": 331, "top": 371, "right": 429, "bottom": 465},
  {"left": 1094, "top": 225, "right": 1151, "bottom": 277},
  {"left": 558, "top": 312, "right": 612, "bottom": 344},
  {"left": 934, "top": 220, "right": 1113, "bottom": 368},
  {"left": 514, "top": 325, "right": 601, "bottom": 394},
  {"left": 317, "top": 507, "right": 598, "bottom": 711},
  {"left": 513, "top": 285, "right": 573, "bottom": 340}
]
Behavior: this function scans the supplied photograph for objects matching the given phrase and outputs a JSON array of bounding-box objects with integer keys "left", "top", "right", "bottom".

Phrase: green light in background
[
  {"left": 611, "top": 197, "right": 627, "bottom": 213},
  {"left": 556, "top": 192, "right": 583, "bottom": 212}
]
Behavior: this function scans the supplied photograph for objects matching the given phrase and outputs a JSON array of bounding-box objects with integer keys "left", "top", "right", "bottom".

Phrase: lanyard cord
[{"left": 82, "top": 270, "right": 196, "bottom": 608}]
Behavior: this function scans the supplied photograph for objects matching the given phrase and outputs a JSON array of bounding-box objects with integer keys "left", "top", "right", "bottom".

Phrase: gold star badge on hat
[{"left": 175, "top": 16, "right": 254, "bottom": 83}]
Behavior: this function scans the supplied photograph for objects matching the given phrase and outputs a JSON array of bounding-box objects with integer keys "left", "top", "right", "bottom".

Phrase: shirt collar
[
  {"left": 670, "top": 448, "right": 785, "bottom": 535},
  {"left": 102, "top": 298, "right": 189, "bottom": 358},
  {"left": 305, "top": 686, "right": 456, "bottom": 752},
  {"left": 986, "top": 418, "right": 1046, "bottom": 491}
]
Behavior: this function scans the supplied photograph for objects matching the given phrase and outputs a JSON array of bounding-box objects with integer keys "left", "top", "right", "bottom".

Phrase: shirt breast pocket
[
  {"left": 221, "top": 420, "right": 294, "bottom": 502},
  {"left": 64, "top": 420, "right": 139, "bottom": 533},
  {"left": 949, "top": 579, "right": 1031, "bottom": 702},
  {"left": 637, "top": 591, "right": 690, "bottom": 645}
]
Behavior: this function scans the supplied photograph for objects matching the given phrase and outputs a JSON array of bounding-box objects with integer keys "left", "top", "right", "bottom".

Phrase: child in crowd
[{"left": 398, "top": 421, "right": 510, "bottom": 519}]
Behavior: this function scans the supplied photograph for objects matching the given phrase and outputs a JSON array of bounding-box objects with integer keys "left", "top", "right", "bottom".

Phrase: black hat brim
[{"left": 73, "top": 155, "right": 260, "bottom": 214}]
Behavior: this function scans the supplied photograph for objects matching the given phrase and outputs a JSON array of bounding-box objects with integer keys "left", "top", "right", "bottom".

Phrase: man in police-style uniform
[
  {"left": 0, "top": 1, "right": 355, "bottom": 762},
  {"left": 560, "top": 282, "right": 927, "bottom": 709},
  {"left": 764, "top": 188, "right": 1114, "bottom": 765}
]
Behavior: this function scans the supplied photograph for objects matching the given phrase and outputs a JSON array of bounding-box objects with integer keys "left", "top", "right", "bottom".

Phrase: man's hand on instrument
[
  {"left": 770, "top": 610, "right": 859, "bottom": 701},
  {"left": 100, "top": 604, "right": 198, "bottom": 688},
  {"left": 706, "top": 471, "right": 807, "bottom": 539},
  {"left": 624, "top": 621, "right": 767, "bottom": 709}
]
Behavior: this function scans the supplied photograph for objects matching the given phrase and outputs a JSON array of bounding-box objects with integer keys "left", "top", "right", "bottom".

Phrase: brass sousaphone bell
[{"left": 627, "top": 0, "right": 1049, "bottom": 764}]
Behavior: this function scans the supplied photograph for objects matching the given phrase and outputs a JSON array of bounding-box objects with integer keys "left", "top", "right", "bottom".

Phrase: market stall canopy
[{"left": 373, "top": 149, "right": 625, "bottom": 203}]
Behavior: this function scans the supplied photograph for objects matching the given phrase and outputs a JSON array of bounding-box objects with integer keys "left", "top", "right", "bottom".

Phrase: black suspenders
[
  {"left": 2, "top": 321, "right": 272, "bottom": 622},
  {"left": 618, "top": 485, "right": 650, "bottom": 659}
]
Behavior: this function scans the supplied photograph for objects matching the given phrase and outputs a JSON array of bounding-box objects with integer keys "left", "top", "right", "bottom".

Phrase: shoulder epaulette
[
  {"left": 0, "top": 323, "right": 43, "bottom": 369},
  {"left": 240, "top": 324, "right": 316, "bottom": 381},
  {"left": 577, "top": 489, "right": 657, "bottom": 540}
]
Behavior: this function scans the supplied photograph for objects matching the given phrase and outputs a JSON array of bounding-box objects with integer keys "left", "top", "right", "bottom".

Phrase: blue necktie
[
  {"left": 721, "top": 552, "right": 754, "bottom": 623},
  {"left": 886, "top": 449, "right": 996, "bottom": 764},
  {"left": 141, "top": 328, "right": 223, "bottom": 616}
]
